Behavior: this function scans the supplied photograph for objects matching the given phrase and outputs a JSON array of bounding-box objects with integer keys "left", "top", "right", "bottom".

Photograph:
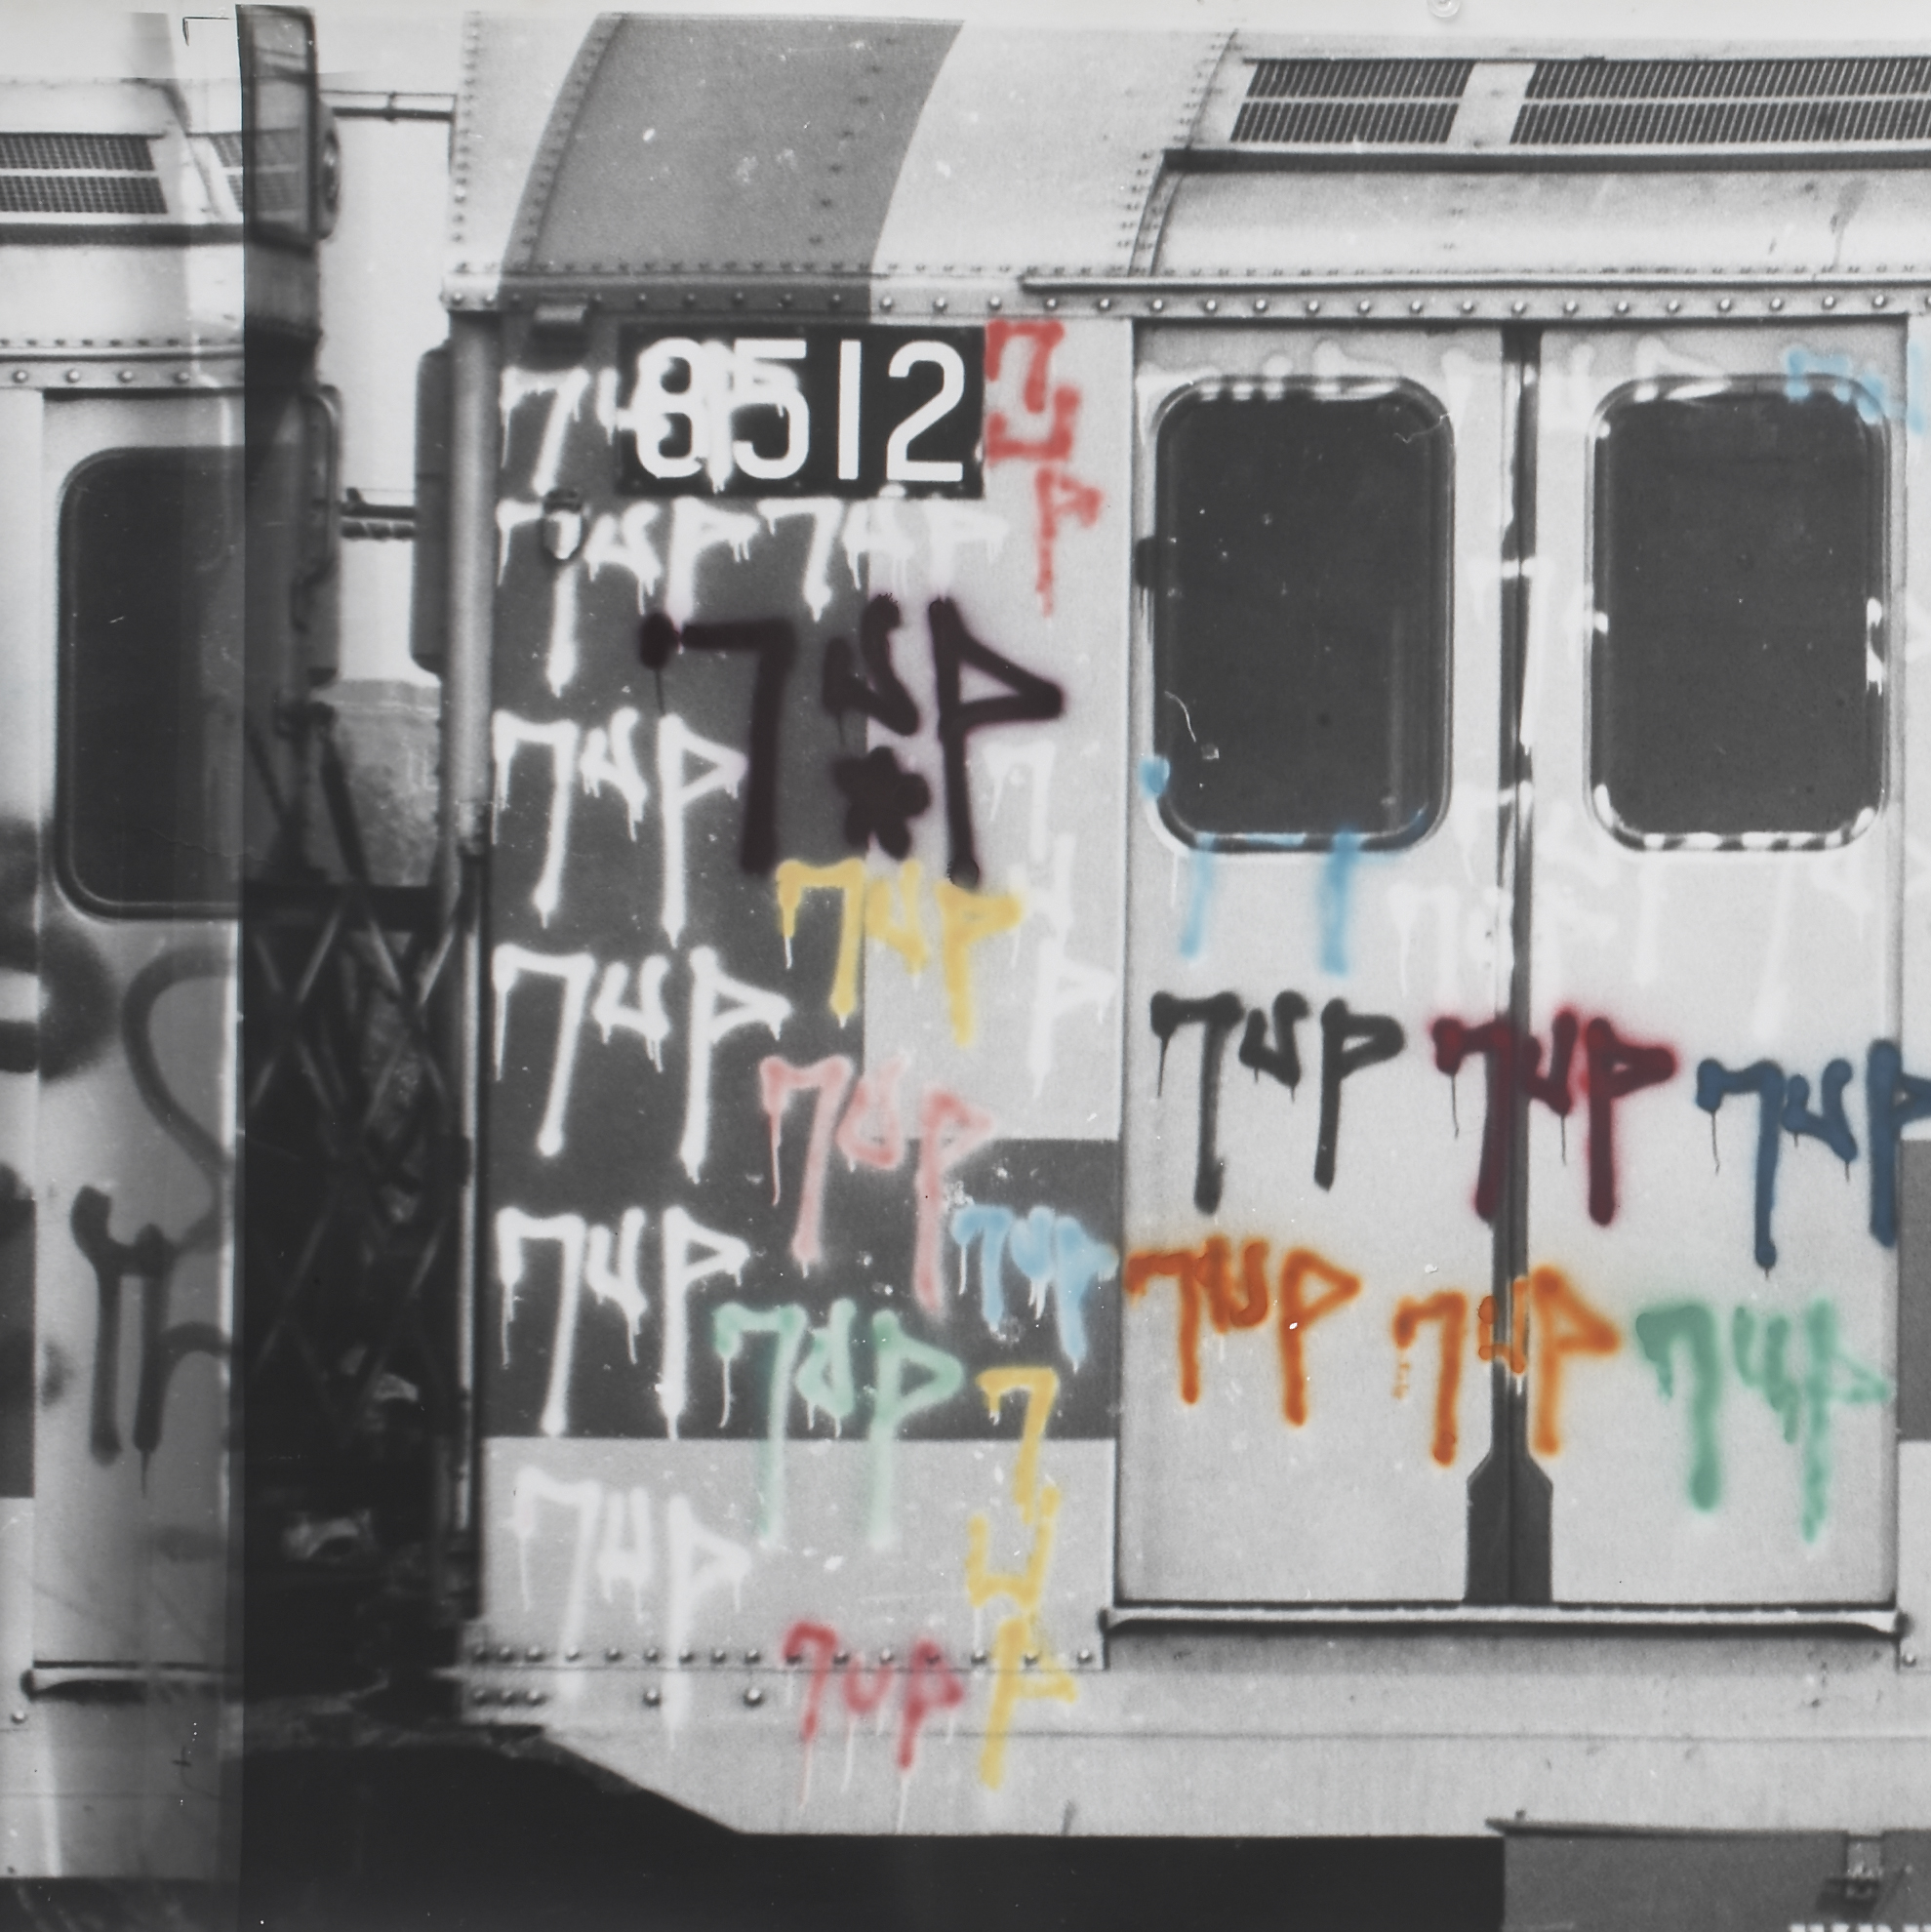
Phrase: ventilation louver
[
  {"left": 1231, "top": 59, "right": 1472, "bottom": 146},
  {"left": 210, "top": 132, "right": 245, "bottom": 215},
  {"left": 0, "top": 132, "right": 165, "bottom": 216},
  {"left": 1515, "top": 58, "right": 1931, "bottom": 147}
]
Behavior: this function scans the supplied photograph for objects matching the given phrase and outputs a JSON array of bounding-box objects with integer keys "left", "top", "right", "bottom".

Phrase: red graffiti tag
[
  {"left": 1432, "top": 1010, "right": 1671, "bottom": 1227},
  {"left": 781, "top": 1620, "right": 965, "bottom": 1777},
  {"left": 1582, "top": 1018, "right": 1677, "bottom": 1227},
  {"left": 982, "top": 317, "right": 1101, "bottom": 615},
  {"left": 897, "top": 1636, "right": 966, "bottom": 1772}
]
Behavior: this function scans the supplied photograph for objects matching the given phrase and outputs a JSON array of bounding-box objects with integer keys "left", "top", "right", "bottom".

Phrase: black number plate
[{"left": 614, "top": 325, "right": 985, "bottom": 499}]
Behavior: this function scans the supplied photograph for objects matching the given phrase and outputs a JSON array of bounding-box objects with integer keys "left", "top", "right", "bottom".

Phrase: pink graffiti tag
[
  {"left": 758, "top": 1054, "right": 855, "bottom": 1270},
  {"left": 912, "top": 1087, "right": 996, "bottom": 1315}
]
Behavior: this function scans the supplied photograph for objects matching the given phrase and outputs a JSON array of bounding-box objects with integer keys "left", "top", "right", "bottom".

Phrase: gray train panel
[{"left": 442, "top": 14, "right": 1931, "bottom": 1842}]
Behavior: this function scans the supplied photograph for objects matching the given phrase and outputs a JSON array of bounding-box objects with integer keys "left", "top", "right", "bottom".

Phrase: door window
[
  {"left": 1150, "top": 382, "right": 1452, "bottom": 848},
  {"left": 1590, "top": 380, "right": 1885, "bottom": 842},
  {"left": 60, "top": 447, "right": 245, "bottom": 915}
]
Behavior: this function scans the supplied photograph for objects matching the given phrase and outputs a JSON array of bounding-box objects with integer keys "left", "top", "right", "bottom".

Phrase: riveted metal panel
[
  {"left": 1156, "top": 167, "right": 1931, "bottom": 284},
  {"left": 445, "top": 14, "right": 597, "bottom": 307},
  {"left": 871, "top": 30, "right": 1221, "bottom": 285},
  {"left": 513, "top": 18, "right": 955, "bottom": 288},
  {"left": 474, "top": 304, "right": 1128, "bottom": 1798}
]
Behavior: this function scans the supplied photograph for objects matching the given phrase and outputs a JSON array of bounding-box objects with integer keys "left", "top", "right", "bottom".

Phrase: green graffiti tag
[
  {"left": 1639, "top": 1298, "right": 1889, "bottom": 1539},
  {"left": 1634, "top": 1304, "right": 1722, "bottom": 1510}
]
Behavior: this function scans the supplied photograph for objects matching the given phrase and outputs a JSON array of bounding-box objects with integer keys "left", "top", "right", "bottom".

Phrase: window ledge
[{"left": 1105, "top": 1601, "right": 1903, "bottom": 1637}]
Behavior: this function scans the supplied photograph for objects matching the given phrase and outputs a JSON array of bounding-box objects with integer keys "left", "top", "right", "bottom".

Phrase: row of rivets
[
  {"left": 461, "top": 282, "right": 1929, "bottom": 320},
  {"left": 8, "top": 368, "right": 199, "bottom": 385},
  {"left": 1030, "top": 290, "right": 1909, "bottom": 320},
  {"left": 473, "top": 1640, "right": 1102, "bottom": 1670}
]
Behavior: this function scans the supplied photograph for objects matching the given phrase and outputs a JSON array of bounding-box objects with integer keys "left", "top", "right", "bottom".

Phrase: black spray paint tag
[{"left": 615, "top": 326, "right": 985, "bottom": 499}]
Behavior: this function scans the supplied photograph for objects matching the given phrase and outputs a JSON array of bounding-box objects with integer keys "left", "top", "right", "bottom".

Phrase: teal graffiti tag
[
  {"left": 1797, "top": 1299, "right": 1889, "bottom": 1543},
  {"left": 795, "top": 1296, "right": 858, "bottom": 1433},
  {"left": 713, "top": 1302, "right": 809, "bottom": 1544},
  {"left": 1641, "top": 1298, "right": 1890, "bottom": 1538},
  {"left": 1634, "top": 1303, "right": 1723, "bottom": 1510},
  {"left": 1731, "top": 1307, "right": 1801, "bottom": 1443},
  {"left": 866, "top": 1310, "right": 965, "bottom": 1549}
]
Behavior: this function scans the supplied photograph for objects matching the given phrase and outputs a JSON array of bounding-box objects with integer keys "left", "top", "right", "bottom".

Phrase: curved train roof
[{"left": 449, "top": 18, "right": 1931, "bottom": 321}]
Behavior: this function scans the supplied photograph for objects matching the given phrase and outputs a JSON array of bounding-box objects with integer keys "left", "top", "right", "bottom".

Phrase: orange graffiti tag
[
  {"left": 1523, "top": 1266, "right": 1621, "bottom": 1457},
  {"left": 1123, "top": 1237, "right": 1268, "bottom": 1404},
  {"left": 1124, "top": 1246, "right": 1209, "bottom": 1404},
  {"left": 1391, "top": 1290, "right": 1468, "bottom": 1467},
  {"left": 1276, "top": 1248, "right": 1360, "bottom": 1427},
  {"left": 1476, "top": 1289, "right": 1529, "bottom": 1374}
]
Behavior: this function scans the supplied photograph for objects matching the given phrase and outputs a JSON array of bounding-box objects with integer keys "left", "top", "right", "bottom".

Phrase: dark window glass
[
  {"left": 60, "top": 448, "right": 244, "bottom": 915},
  {"left": 241, "top": 8, "right": 315, "bottom": 246},
  {"left": 1591, "top": 382, "right": 1884, "bottom": 839},
  {"left": 1150, "top": 383, "right": 1452, "bottom": 848}
]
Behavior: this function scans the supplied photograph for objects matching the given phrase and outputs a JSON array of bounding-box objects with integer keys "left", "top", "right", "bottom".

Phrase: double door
[{"left": 1120, "top": 320, "right": 1901, "bottom": 1607}]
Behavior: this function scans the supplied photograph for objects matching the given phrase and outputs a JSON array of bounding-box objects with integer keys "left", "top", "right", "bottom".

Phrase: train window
[
  {"left": 1590, "top": 382, "right": 1885, "bottom": 841},
  {"left": 1149, "top": 382, "right": 1452, "bottom": 849},
  {"left": 60, "top": 448, "right": 244, "bottom": 916},
  {"left": 240, "top": 8, "right": 317, "bottom": 247}
]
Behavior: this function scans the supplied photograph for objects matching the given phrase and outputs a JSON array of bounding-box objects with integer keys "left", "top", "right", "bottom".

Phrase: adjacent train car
[
  {"left": 431, "top": 18, "right": 1931, "bottom": 1920},
  {"left": 0, "top": 5, "right": 330, "bottom": 1882}
]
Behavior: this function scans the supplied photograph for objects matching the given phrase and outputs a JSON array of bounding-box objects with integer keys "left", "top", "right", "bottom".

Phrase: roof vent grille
[
  {"left": 0, "top": 176, "right": 166, "bottom": 216},
  {"left": 1516, "top": 58, "right": 1931, "bottom": 146},
  {"left": 0, "top": 133, "right": 165, "bottom": 217},
  {"left": 208, "top": 132, "right": 244, "bottom": 212},
  {"left": 1233, "top": 59, "right": 1472, "bottom": 146},
  {"left": 0, "top": 132, "right": 154, "bottom": 172}
]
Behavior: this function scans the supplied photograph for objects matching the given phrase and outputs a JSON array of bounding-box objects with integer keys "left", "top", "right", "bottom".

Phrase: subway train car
[
  {"left": 428, "top": 18, "right": 1931, "bottom": 1922},
  {"left": 0, "top": 5, "right": 332, "bottom": 1884}
]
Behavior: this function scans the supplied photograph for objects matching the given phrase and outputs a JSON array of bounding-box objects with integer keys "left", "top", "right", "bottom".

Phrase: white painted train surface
[
  {"left": 435, "top": 14, "right": 1931, "bottom": 1907},
  {"left": 0, "top": 6, "right": 330, "bottom": 1884}
]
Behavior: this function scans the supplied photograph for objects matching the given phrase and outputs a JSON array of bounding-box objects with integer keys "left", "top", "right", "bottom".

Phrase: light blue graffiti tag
[
  {"left": 1318, "top": 829, "right": 1363, "bottom": 977},
  {"left": 952, "top": 1202, "right": 1017, "bottom": 1329}
]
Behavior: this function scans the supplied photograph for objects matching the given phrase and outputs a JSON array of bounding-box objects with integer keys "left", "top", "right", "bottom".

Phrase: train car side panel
[{"left": 475, "top": 312, "right": 1129, "bottom": 1711}]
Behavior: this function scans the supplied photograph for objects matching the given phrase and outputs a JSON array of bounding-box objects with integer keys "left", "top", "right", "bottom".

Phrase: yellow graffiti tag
[
  {"left": 976, "top": 1365, "right": 1058, "bottom": 1525},
  {"left": 935, "top": 880, "right": 1024, "bottom": 1046},
  {"left": 964, "top": 1365, "right": 1074, "bottom": 1791},
  {"left": 774, "top": 859, "right": 865, "bottom": 1021},
  {"left": 865, "top": 860, "right": 931, "bottom": 979},
  {"left": 966, "top": 1483, "right": 1060, "bottom": 1612},
  {"left": 980, "top": 1614, "right": 1077, "bottom": 1792}
]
